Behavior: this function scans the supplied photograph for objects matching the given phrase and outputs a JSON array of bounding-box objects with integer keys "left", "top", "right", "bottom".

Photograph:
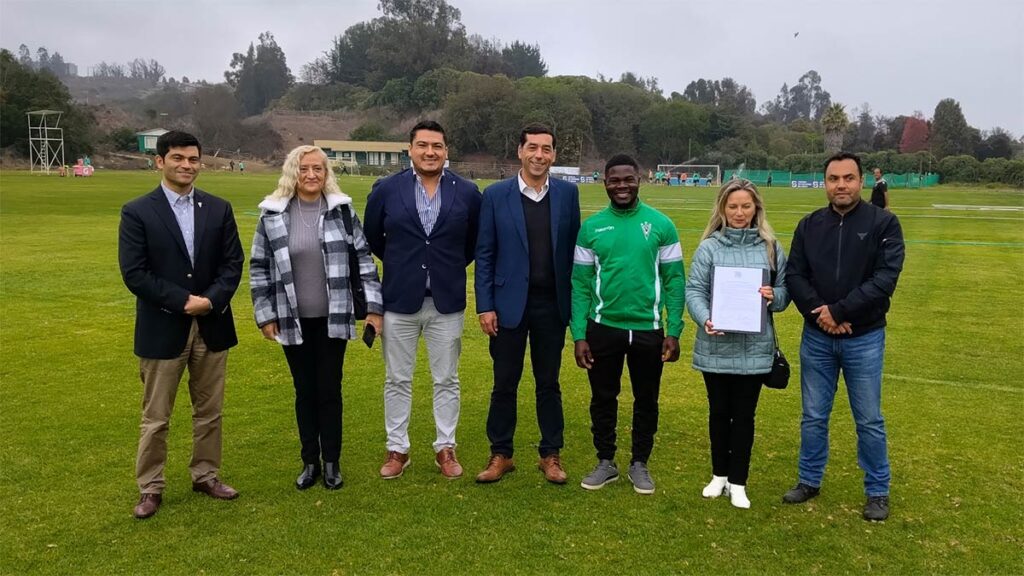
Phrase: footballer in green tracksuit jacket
[{"left": 571, "top": 154, "right": 685, "bottom": 493}]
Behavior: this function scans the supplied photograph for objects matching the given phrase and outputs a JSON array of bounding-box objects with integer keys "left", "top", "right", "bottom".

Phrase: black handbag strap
[
  {"left": 340, "top": 203, "right": 354, "bottom": 239},
  {"left": 340, "top": 205, "right": 362, "bottom": 285}
]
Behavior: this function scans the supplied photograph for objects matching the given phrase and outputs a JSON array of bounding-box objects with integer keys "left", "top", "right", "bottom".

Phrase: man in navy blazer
[
  {"left": 118, "top": 131, "right": 244, "bottom": 519},
  {"left": 363, "top": 121, "right": 482, "bottom": 480},
  {"left": 474, "top": 123, "right": 581, "bottom": 484}
]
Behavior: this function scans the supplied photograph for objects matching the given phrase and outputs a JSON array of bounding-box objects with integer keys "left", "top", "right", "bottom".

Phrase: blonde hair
[
  {"left": 267, "top": 145, "right": 343, "bottom": 201},
  {"left": 700, "top": 178, "right": 779, "bottom": 269}
]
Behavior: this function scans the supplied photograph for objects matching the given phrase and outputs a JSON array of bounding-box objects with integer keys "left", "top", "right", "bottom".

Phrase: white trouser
[{"left": 382, "top": 298, "right": 464, "bottom": 453}]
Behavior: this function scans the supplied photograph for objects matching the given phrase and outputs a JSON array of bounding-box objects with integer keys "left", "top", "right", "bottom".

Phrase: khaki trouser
[{"left": 136, "top": 320, "right": 227, "bottom": 494}]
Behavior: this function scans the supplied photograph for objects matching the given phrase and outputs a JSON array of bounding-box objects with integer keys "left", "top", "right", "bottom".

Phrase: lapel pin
[{"left": 197, "top": 201, "right": 203, "bottom": 208}]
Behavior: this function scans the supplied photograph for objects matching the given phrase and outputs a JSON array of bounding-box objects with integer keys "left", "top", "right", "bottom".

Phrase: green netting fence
[{"left": 722, "top": 169, "right": 940, "bottom": 189}]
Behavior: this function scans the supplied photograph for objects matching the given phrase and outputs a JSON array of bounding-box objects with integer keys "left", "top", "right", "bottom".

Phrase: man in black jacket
[
  {"left": 781, "top": 152, "right": 905, "bottom": 521},
  {"left": 119, "top": 131, "right": 244, "bottom": 519}
]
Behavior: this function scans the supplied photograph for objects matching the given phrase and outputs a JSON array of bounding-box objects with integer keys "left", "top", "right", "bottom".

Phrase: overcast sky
[{"left": 2, "top": 0, "right": 1021, "bottom": 133}]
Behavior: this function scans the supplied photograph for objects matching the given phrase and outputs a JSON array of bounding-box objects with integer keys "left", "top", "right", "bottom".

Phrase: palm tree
[{"left": 822, "top": 103, "right": 848, "bottom": 154}]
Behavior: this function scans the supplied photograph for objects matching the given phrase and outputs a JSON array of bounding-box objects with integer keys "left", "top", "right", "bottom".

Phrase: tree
[
  {"left": 501, "top": 41, "right": 547, "bottom": 79},
  {"left": 930, "top": 98, "right": 973, "bottom": 158},
  {"left": 36, "top": 47, "right": 49, "bottom": 70},
  {"left": 899, "top": 116, "right": 930, "bottom": 153},
  {"left": 975, "top": 129, "right": 1013, "bottom": 160},
  {"left": 349, "top": 121, "right": 395, "bottom": 141},
  {"left": 850, "top": 105, "right": 875, "bottom": 152},
  {"left": 0, "top": 49, "right": 94, "bottom": 156},
  {"left": 129, "top": 58, "right": 165, "bottom": 84},
  {"left": 681, "top": 77, "right": 755, "bottom": 115},
  {"left": 106, "top": 126, "right": 140, "bottom": 151},
  {"left": 462, "top": 35, "right": 505, "bottom": 75},
  {"left": 637, "top": 101, "right": 710, "bottom": 164},
  {"left": 17, "top": 44, "right": 32, "bottom": 66},
  {"left": 47, "top": 52, "right": 67, "bottom": 76},
  {"left": 579, "top": 79, "right": 657, "bottom": 157},
  {"left": 442, "top": 72, "right": 516, "bottom": 156},
  {"left": 821, "top": 103, "right": 848, "bottom": 154},
  {"left": 303, "top": 21, "right": 378, "bottom": 85},
  {"left": 411, "top": 67, "right": 462, "bottom": 110},
  {"left": 510, "top": 76, "right": 592, "bottom": 164},
  {"left": 369, "top": 0, "right": 469, "bottom": 88},
  {"left": 761, "top": 70, "right": 831, "bottom": 123},
  {"left": 618, "top": 72, "right": 661, "bottom": 96},
  {"left": 367, "top": 77, "right": 416, "bottom": 112},
  {"left": 226, "top": 32, "right": 294, "bottom": 116},
  {"left": 93, "top": 61, "right": 126, "bottom": 78},
  {"left": 873, "top": 115, "right": 904, "bottom": 151}
]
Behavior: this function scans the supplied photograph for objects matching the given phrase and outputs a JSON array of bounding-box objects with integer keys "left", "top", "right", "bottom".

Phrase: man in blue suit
[
  {"left": 364, "top": 121, "right": 482, "bottom": 480},
  {"left": 474, "top": 123, "right": 581, "bottom": 484}
]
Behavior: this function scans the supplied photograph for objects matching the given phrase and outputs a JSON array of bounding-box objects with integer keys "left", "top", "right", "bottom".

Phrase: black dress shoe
[
  {"left": 296, "top": 464, "right": 320, "bottom": 490},
  {"left": 782, "top": 482, "right": 820, "bottom": 504},
  {"left": 323, "top": 462, "right": 343, "bottom": 490}
]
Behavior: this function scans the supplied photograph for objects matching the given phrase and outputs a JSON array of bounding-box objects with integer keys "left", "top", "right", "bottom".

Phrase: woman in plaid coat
[{"left": 250, "top": 145, "right": 383, "bottom": 491}]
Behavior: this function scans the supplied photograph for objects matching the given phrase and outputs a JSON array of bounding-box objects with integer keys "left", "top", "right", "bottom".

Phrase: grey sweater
[{"left": 287, "top": 196, "right": 329, "bottom": 318}]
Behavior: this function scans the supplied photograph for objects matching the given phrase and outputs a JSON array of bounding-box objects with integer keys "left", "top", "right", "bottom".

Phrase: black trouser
[
  {"left": 702, "top": 372, "right": 762, "bottom": 485},
  {"left": 282, "top": 317, "right": 347, "bottom": 465},
  {"left": 486, "top": 290, "right": 565, "bottom": 458},
  {"left": 586, "top": 320, "right": 664, "bottom": 464}
]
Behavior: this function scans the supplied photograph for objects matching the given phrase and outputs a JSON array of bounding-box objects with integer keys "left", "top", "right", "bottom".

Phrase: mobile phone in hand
[{"left": 362, "top": 323, "right": 377, "bottom": 348}]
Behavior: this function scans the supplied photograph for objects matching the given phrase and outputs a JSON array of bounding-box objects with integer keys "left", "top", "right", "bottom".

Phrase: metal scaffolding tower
[{"left": 28, "top": 110, "right": 66, "bottom": 174}]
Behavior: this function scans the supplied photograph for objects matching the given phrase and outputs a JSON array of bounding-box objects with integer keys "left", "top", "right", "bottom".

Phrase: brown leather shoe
[
  {"left": 435, "top": 447, "right": 463, "bottom": 479},
  {"left": 191, "top": 478, "right": 239, "bottom": 500},
  {"left": 539, "top": 454, "right": 567, "bottom": 484},
  {"left": 475, "top": 454, "right": 515, "bottom": 483},
  {"left": 380, "top": 451, "right": 410, "bottom": 479},
  {"left": 133, "top": 493, "right": 162, "bottom": 519}
]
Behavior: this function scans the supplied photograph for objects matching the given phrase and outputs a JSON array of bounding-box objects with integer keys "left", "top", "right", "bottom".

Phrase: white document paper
[{"left": 710, "top": 266, "right": 768, "bottom": 334}]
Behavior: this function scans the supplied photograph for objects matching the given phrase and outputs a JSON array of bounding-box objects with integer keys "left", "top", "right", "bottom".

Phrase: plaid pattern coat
[{"left": 250, "top": 192, "right": 383, "bottom": 345}]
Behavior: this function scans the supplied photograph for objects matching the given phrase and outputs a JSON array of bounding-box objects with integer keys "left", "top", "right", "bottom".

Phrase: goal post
[{"left": 655, "top": 164, "right": 720, "bottom": 186}]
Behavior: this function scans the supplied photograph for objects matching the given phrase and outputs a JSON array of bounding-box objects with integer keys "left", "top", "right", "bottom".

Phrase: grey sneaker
[
  {"left": 863, "top": 496, "right": 890, "bottom": 521},
  {"left": 782, "top": 482, "right": 820, "bottom": 504},
  {"left": 627, "top": 462, "right": 655, "bottom": 495},
  {"left": 580, "top": 459, "right": 619, "bottom": 490}
]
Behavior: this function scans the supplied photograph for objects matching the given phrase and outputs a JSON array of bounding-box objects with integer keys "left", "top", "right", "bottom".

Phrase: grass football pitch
[{"left": 1, "top": 170, "right": 1022, "bottom": 574}]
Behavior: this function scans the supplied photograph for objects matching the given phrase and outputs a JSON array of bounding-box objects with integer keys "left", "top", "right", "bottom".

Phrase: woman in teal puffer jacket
[{"left": 686, "top": 178, "right": 790, "bottom": 509}]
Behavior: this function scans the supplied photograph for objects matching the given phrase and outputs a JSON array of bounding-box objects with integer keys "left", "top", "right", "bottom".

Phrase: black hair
[
  {"left": 604, "top": 154, "right": 640, "bottom": 176},
  {"left": 823, "top": 151, "right": 862, "bottom": 175},
  {"left": 519, "top": 123, "right": 557, "bottom": 149},
  {"left": 156, "top": 130, "right": 202, "bottom": 158},
  {"left": 409, "top": 120, "right": 446, "bottom": 145}
]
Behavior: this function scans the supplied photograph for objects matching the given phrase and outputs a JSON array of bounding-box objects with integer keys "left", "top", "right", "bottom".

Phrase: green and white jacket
[{"left": 571, "top": 200, "right": 686, "bottom": 341}]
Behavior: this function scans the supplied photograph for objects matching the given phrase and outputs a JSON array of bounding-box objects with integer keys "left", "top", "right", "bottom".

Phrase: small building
[
  {"left": 313, "top": 140, "right": 410, "bottom": 166},
  {"left": 136, "top": 129, "right": 168, "bottom": 153}
]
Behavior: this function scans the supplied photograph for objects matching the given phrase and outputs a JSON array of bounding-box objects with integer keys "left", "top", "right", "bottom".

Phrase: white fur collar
[{"left": 258, "top": 192, "right": 352, "bottom": 213}]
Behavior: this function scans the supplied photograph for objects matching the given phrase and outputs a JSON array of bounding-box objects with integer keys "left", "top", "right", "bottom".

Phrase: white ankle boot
[
  {"left": 730, "top": 484, "right": 751, "bottom": 509},
  {"left": 702, "top": 475, "right": 728, "bottom": 498}
]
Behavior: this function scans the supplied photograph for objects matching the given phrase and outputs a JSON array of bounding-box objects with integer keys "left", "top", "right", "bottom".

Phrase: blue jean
[{"left": 798, "top": 326, "right": 890, "bottom": 496}]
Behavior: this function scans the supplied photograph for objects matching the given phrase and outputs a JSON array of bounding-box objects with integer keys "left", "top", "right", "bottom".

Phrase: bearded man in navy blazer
[
  {"left": 363, "top": 121, "right": 482, "bottom": 480},
  {"left": 474, "top": 123, "right": 581, "bottom": 484},
  {"left": 118, "top": 131, "right": 244, "bottom": 519}
]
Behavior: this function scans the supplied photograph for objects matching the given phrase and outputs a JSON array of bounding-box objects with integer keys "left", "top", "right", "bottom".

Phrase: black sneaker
[
  {"left": 782, "top": 482, "right": 820, "bottom": 504},
  {"left": 863, "top": 496, "right": 890, "bottom": 521}
]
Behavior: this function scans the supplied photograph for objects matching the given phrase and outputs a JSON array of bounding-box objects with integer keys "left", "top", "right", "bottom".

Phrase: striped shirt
[
  {"left": 161, "top": 183, "right": 195, "bottom": 265},
  {"left": 415, "top": 171, "right": 443, "bottom": 290}
]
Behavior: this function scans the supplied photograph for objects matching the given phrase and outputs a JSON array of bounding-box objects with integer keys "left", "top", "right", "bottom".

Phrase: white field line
[
  {"left": 580, "top": 204, "right": 1024, "bottom": 221},
  {"left": 882, "top": 374, "right": 1022, "bottom": 393},
  {"left": 932, "top": 204, "right": 1024, "bottom": 211}
]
